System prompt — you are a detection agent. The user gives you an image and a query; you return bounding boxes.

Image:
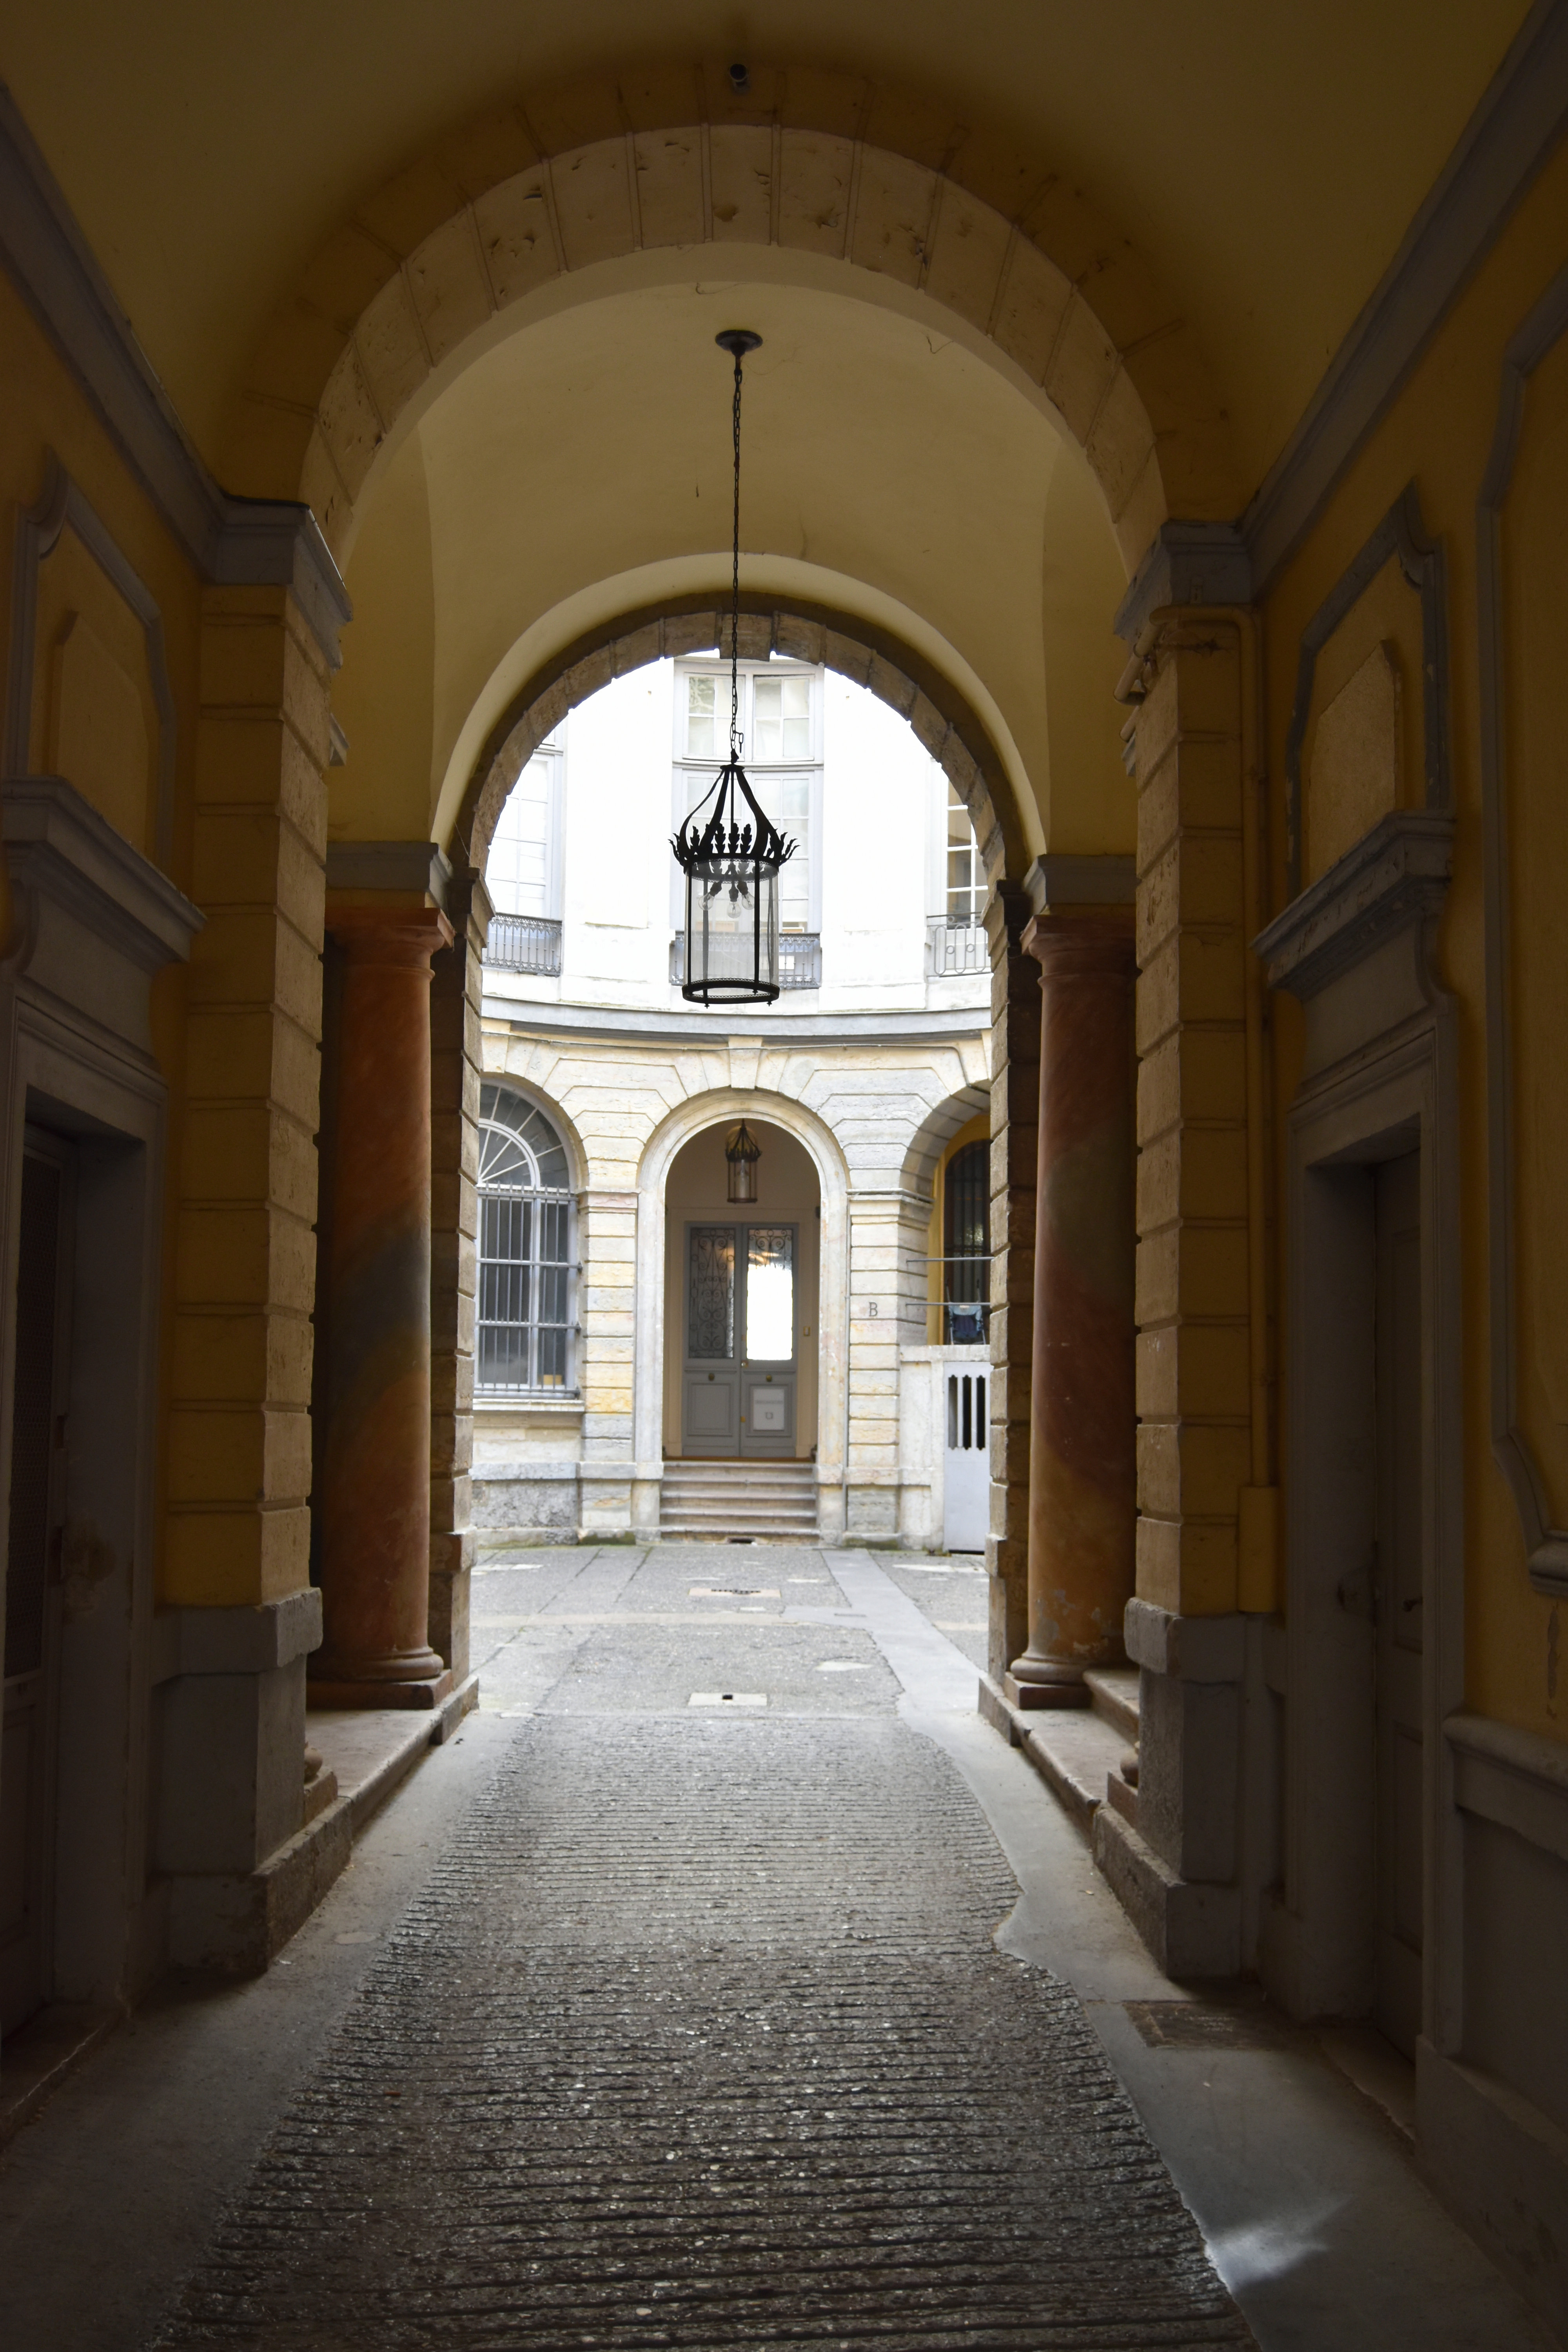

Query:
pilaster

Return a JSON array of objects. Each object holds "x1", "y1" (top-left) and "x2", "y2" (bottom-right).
[
  {"x1": 170, "y1": 583, "x2": 329, "y2": 1608},
  {"x1": 983, "y1": 881, "x2": 1038, "y2": 1677}
]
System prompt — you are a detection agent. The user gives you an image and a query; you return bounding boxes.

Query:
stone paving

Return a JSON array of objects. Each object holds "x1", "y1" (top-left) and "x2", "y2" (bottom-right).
[{"x1": 150, "y1": 1548, "x2": 1251, "y2": 2350}]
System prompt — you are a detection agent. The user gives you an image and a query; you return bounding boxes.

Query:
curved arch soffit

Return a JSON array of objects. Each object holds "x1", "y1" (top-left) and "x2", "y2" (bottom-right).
[
  {"x1": 638, "y1": 1090, "x2": 848, "y2": 1215},
  {"x1": 898, "y1": 1085, "x2": 993, "y2": 1204},
  {"x1": 233, "y1": 103, "x2": 1239, "y2": 570},
  {"x1": 456, "y1": 588, "x2": 1031, "y2": 899}
]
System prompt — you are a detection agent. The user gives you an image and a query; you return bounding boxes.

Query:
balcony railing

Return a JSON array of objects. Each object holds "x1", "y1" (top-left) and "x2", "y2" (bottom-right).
[
  {"x1": 670, "y1": 932, "x2": 822, "y2": 989},
  {"x1": 927, "y1": 917, "x2": 990, "y2": 976},
  {"x1": 486, "y1": 913, "x2": 563, "y2": 975}
]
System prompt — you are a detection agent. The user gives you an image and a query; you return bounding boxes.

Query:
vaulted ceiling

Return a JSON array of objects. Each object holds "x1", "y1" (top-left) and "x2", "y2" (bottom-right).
[{"x1": 4, "y1": 1, "x2": 1528, "y2": 496}]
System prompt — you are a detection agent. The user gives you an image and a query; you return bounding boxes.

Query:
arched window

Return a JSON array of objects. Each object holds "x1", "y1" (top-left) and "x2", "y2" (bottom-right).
[
  {"x1": 942, "y1": 1137, "x2": 990, "y2": 1344},
  {"x1": 477, "y1": 1086, "x2": 575, "y2": 1392}
]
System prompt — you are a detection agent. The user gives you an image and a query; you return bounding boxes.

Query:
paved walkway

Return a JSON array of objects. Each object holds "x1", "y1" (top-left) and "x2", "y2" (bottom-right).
[
  {"x1": 152, "y1": 1545, "x2": 1248, "y2": 2348},
  {"x1": 0, "y1": 1546, "x2": 1548, "y2": 2350}
]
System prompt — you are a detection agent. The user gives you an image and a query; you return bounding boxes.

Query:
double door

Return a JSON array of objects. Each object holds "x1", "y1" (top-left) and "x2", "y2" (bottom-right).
[{"x1": 682, "y1": 1223, "x2": 797, "y2": 1457}]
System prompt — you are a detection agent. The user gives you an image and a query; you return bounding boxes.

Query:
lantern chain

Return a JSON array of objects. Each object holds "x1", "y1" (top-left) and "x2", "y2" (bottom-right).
[{"x1": 730, "y1": 339, "x2": 743, "y2": 763}]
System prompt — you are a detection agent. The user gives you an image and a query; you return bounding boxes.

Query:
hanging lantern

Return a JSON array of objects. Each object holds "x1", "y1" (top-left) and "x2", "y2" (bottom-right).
[
  {"x1": 725, "y1": 1119, "x2": 762, "y2": 1203},
  {"x1": 671, "y1": 330, "x2": 797, "y2": 1005}
]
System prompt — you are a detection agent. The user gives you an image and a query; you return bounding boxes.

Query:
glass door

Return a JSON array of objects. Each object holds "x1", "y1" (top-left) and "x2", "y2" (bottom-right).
[{"x1": 681, "y1": 1223, "x2": 798, "y2": 1457}]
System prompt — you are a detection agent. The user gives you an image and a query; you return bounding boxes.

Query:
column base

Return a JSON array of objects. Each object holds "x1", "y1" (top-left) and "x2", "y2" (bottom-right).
[
  {"x1": 306, "y1": 1670, "x2": 454, "y2": 1711},
  {"x1": 1004, "y1": 1669, "x2": 1091, "y2": 1710}
]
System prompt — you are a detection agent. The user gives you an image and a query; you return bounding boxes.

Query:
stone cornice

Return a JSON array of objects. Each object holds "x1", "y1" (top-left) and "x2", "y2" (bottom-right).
[
  {"x1": 0, "y1": 85, "x2": 350, "y2": 667},
  {"x1": 2, "y1": 773, "x2": 203, "y2": 972},
  {"x1": 1254, "y1": 811, "x2": 1452, "y2": 1002}
]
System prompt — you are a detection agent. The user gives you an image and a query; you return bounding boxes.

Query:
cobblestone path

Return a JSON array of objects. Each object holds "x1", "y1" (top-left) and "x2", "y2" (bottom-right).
[{"x1": 153, "y1": 1557, "x2": 1251, "y2": 2349}]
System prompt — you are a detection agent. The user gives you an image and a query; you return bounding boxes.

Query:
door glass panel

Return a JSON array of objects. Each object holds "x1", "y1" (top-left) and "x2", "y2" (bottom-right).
[
  {"x1": 745, "y1": 1227, "x2": 794, "y2": 1362},
  {"x1": 689, "y1": 1228, "x2": 735, "y2": 1358}
]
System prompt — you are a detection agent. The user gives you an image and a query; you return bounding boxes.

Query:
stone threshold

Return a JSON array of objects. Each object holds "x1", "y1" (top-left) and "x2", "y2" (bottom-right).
[{"x1": 978, "y1": 1669, "x2": 1138, "y2": 1832}]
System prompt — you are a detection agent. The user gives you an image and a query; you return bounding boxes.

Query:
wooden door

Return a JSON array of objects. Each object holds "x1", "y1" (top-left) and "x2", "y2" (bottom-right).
[
  {"x1": 1374, "y1": 1149, "x2": 1423, "y2": 2057},
  {"x1": 683, "y1": 1224, "x2": 740, "y2": 1455},
  {"x1": 0, "y1": 1143, "x2": 70, "y2": 2035}
]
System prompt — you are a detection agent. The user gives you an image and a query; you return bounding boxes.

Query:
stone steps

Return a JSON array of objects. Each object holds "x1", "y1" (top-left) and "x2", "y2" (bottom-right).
[
  {"x1": 660, "y1": 1461, "x2": 818, "y2": 1542},
  {"x1": 978, "y1": 1662, "x2": 1140, "y2": 1833}
]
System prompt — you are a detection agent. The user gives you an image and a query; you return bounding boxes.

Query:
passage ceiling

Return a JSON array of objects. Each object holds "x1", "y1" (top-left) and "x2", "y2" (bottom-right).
[{"x1": 3, "y1": 0, "x2": 1529, "y2": 494}]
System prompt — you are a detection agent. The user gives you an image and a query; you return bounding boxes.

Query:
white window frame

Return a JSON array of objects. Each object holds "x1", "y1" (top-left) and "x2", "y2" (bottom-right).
[
  {"x1": 487, "y1": 727, "x2": 565, "y2": 923},
  {"x1": 671, "y1": 659, "x2": 823, "y2": 932},
  {"x1": 475, "y1": 1087, "x2": 578, "y2": 1396}
]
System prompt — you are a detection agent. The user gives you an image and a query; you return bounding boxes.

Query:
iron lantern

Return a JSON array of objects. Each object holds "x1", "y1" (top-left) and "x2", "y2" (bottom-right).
[
  {"x1": 671, "y1": 329, "x2": 797, "y2": 1005},
  {"x1": 725, "y1": 1119, "x2": 762, "y2": 1203}
]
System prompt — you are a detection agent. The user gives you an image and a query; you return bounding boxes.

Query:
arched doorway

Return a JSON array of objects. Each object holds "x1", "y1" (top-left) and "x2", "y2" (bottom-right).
[{"x1": 662, "y1": 1119, "x2": 820, "y2": 1465}]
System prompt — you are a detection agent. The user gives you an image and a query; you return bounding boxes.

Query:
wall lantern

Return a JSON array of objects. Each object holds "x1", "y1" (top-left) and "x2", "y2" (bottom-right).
[
  {"x1": 671, "y1": 330, "x2": 797, "y2": 1005},
  {"x1": 725, "y1": 1119, "x2": 763, "y2": 1203}
]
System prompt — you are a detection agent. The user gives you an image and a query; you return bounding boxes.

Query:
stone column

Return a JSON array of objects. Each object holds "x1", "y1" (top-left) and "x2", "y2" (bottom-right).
[
  {"x1": 310, "y1": 905, "x2": 453, "y2": 1704},
  {"x1": 429, "y1": 867, "x2": 490, "y2": 1681},
  {"x1": 1006, "y1": 909, "x2": 1136, "y2": 1706},
  {"x1": 984, "y1": 881, "x2": 1040, "y2": 1681}
]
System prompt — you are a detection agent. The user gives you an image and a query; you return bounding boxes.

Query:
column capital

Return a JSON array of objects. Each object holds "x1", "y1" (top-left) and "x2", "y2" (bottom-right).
[
  {"x1": 327, "y1": 903, "x2": 453, "y2": 965},
  {"x1": 1021, "y1": 904, "x2": 1135, "y2": 978}
]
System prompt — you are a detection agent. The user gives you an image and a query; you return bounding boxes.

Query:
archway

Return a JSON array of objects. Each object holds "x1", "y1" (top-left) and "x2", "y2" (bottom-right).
[{"x1": 633, "y1": 1090, "x2": 849, "y2": 1539}]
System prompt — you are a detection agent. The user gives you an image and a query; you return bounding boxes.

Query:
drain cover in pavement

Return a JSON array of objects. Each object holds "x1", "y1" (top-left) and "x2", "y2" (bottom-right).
[{"x1": 687, "y1": 1691, "x2": 767, "y2": 1707}]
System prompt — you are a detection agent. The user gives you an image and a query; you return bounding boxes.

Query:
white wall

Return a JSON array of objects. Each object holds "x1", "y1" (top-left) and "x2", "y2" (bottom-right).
[{"x1": 483, "y1": 657, "x2": 989, "y2": 1020}]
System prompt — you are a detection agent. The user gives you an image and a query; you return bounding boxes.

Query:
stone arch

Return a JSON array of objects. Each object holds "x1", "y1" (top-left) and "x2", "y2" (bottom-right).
[
  {"x1": 899, "y1": 1083, "x2": 993, "y2": 1208},
  {"x1": 457, "y1": 593, "x2": 1026, "y2": 904},
  {"x1": 227, "y1": 76, "x2": 1240, "y2": 572},
  {"x1": 632, "y1": 1089, "x2": 851, "y2": 1531}
]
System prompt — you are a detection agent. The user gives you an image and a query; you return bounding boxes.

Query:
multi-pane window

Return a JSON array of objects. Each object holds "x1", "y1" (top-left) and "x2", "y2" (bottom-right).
[
  {"x1": 477, "y1": 1086, "x2": 575, "y2": 1392},
  {"x1": 677, "y1": 662, "x2": 819, "y2": 932},
  {"x1": 486, "y1": 735, "x2": 563, "y2": 918},
  {"x1": 946, "y1": 784, "x2": 981, "y2": 924}
]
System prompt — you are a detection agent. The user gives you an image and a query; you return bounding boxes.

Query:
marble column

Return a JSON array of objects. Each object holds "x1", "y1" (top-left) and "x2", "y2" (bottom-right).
[
  {"x1": 310, "y1": 905, "x2": 454, "y2": 1706},
  {"x1": 1006, "y1": 909, "x2": 1136, "y2": 1707}
]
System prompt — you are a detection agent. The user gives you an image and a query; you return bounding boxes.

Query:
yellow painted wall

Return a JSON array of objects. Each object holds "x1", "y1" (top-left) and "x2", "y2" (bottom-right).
[
  {"x1": 0, "y1": 270, "x2": 205, "y2": 1608},
  {"x1": 1261, "y1": 136, "x2": 1568, "y2": 1738}
]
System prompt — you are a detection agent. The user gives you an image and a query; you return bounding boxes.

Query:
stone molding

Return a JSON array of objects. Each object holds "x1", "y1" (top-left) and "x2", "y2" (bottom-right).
[
  {"x1": 1242, "y1": 0, "x2": 1568, "y2": 590},
  {"x1": 1447, "y1": 1710, "x2": 1568, "y2": 1867},
  {"x1": 1124, "y1": 1598, "x2": 1246, "y2": 1684},
  {"x1": 1112, "y1": 522, "x2": 1253, "y2": 646},
  {"x1": 151, "y1": 1588, "x2": 323, "y2": 1681},
  {"x1": 5, "y1": 456, "x2": 179, "y2": 866},
  {"x1": 1479, "y1": 258, "x2": 1568, "y2": 1598},
  {"x1": 1, "y1": 774, "x2": 204, "y2": 987},
  {"x1": 0, "y1": 85, "x2": 350, "y2": 668},
  {"x1": 1255, "y1": 809, "x2": 1453, "y2": 1007},
  {"x1": 1280, "y1": 483, "x2": 1450, "y2": 896},
  {"x1": 326, "y1": 839, "x2": 455, "y2": 910},
  {"x1": 487, "y1": 1000, "x2": 989, "y2": 1047},
  {"x1": 1022, "y1": 853, "x2": 1136, "y2": 913}
]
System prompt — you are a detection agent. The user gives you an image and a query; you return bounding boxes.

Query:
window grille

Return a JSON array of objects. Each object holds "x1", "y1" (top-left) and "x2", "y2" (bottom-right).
[
  {"x1": 670, "y1": 931, "x2": 821, "y2": 989},
  {"x1": 476, "y1": 1085, "x2": 576, "y2": 1393},
  {"x1": 485, "y1": 913, "x2": 563, "y2": 973}
]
